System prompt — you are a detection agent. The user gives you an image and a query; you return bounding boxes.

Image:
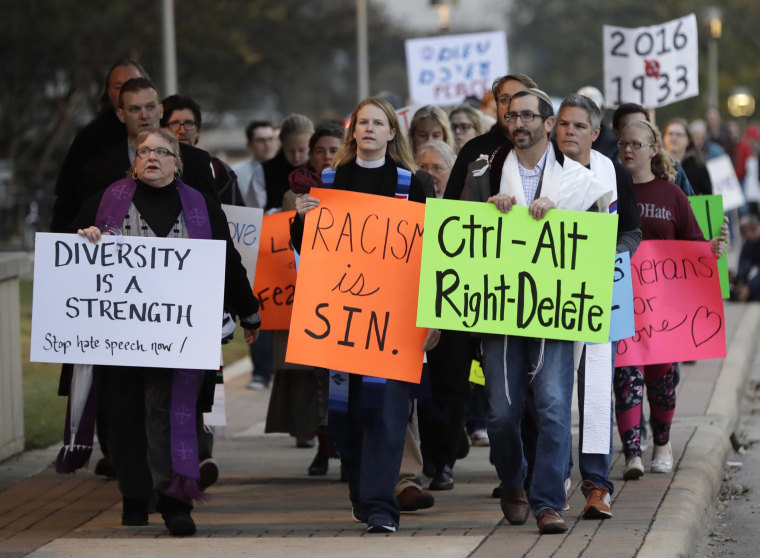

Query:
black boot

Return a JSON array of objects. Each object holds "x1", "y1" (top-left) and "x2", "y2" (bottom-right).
[
  {"x1": 121, "y1": 497, "x2": 149, "y2": 526},
  {"x1": 157, "y1": 493, "x2": 196, "y2": 536},
  {"x1": 308, "y1": 453, "x2": 329, "y2": 476},
  {"x1": 95, "y1": 456, "x2": 117, "y2": 478}
]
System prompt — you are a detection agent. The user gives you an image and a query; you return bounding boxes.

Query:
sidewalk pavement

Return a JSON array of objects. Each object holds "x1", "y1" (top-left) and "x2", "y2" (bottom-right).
[{"x1": 1, "y1": 302, "x2": 757, "y2": 558}]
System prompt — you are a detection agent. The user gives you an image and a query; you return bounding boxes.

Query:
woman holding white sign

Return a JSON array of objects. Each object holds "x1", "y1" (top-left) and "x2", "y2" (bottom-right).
[
  {"x1": 70, "y1": 129, "x2": 262, "y2": 536},
  {"x1": 614, "y1": 120, "x2": 726, "y2": 480},
  {"x1": 291, "y1": 97, "x2": 439, "y2": 534}
]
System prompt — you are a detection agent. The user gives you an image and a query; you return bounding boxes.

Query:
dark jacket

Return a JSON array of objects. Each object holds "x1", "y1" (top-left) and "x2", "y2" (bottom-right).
[
  {"x1": 443, "y1": 124, "x2": 509, "y2": 201},
  {"x1": 262, "y1": 151, "x2": 297, "y2": 211},
  {"x1": 51, "y1": 110, "x2": 127, "y2": 232}
]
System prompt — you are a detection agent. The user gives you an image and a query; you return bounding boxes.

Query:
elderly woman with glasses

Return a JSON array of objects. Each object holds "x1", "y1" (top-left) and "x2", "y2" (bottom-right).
[
  {"x1": 72, "y1": 128, "x2": 261, "y2": 536},
  {"x1": 613, "y1": 120, "x2": 726, "y2": 481},
  {"x1": 415, "y1": 140, "x2": 455, "y2": 198}
]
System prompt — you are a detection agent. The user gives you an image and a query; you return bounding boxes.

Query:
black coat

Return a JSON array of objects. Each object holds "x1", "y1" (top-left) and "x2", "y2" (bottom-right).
[
  {"x1": 51, "y1": 110, "x2": 127, "y2": 232},
  {"x1": 262, "y1": 151, "x2": 296, "y2": 211},
  {"x1": 444, "y1": 124, "x2": 509, "y2": 201}
]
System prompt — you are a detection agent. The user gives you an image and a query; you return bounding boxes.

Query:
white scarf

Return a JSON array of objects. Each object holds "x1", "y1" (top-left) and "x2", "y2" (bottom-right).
[
  {"x1": 589, "y1": 150, "x2": 618, "y2": 212},
  {"x1": 499, "y1": 145, "x2": 614, "y2": 212},
  {"x1": 576, "y1": 149, "x2": 619, "y2": 455}
]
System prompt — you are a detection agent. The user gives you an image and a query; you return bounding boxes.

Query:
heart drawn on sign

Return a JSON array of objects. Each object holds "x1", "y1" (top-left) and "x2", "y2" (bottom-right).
[{"x1": 690, "y1": 306, "x2": 722, "y2": 347}]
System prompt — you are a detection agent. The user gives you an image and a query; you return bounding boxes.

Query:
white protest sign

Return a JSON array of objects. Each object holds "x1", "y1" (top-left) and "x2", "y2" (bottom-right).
[
  {"x1": 604, "y1": 14, "x2": 699, "y2": 109},
  {"x1": 222, "y1": 204, "x2": 264, "y2": 286},
  {"x1": 582, "y1": 342, "x2": 612, "y2": 455},
  {"x1": 405, "y1": 31, "x2": 507, "y2": 106},
  {"x1": 396, "y1": 104, "x2": 420, "y2": 134},
  {"x1": 745, "y1": 156, "x2": 760, "y2": 203},
  {"x1": 708, "y1": 154, "x2": 745, "y2": 211},
  {"x1": 31, "y1": 233, "x2": 226, "y2": 370}
]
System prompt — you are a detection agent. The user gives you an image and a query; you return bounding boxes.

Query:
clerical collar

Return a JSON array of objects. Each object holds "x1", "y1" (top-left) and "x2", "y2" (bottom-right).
[{"x1": 356, "y1": 156, "x2": 386, "y2": 169}]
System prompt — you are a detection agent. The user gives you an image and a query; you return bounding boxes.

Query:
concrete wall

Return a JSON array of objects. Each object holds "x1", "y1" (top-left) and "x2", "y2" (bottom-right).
[{"x1": 0, "y1": 253, "x2": 30, "y2": 461}]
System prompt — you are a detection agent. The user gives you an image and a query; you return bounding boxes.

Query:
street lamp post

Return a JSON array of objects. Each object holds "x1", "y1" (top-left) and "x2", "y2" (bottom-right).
[
  {"x1": 356, "y1": 0, "x2": 369, "y2": 103},
  {"x1": 704, "y1": 7, "x2": 722, "y2": 109},
  {"x1": 162, "y1": 0, "x2": 178, "y2": 96}
]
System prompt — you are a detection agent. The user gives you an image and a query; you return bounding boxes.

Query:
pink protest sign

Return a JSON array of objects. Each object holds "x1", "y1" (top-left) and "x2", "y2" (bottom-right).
[{"x1": 615, "y1": 240, "x2": 726, "y2": 366}]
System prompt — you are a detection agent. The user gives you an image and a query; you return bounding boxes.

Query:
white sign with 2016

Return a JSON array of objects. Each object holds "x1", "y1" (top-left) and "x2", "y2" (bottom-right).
[{"x1": 603, "y1": 13, "x2": 699, "y2": 109}]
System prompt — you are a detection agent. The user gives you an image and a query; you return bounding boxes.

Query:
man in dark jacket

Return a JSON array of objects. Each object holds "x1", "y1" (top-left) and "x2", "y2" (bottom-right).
[
  {"x1": 81, "y1": 78, "x2": 217, "y2": 205},
  {"x1": 51, "y1": 59, "x2": 147, "y2": 232},
  {"x1": 443, "y1": 73, "x2": 537, "y2": 201}
]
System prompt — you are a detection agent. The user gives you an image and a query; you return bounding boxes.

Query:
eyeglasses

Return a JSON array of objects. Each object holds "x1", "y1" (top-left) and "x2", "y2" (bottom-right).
[
  {"x1": 166, "y1": 120, "x2": 197, "y2": 132},
  {"x1": 497, "y1": 95, "x2": 512, "y2": 106},
  {"x1": 504, "y1": 111, "x2": 542, "y2": 123},
  {"x1": 136, "y1": 147, "x2": 177, "y2": 159},
  {"x1": 617, "y1": 141, "x2": 654, "y2": 150},
  {"x1": 419, "y1": 164, "x2": 449, "y2": 173},
  {"x1": 451, "y1": 122, "x2": 474, "y2": 133}
]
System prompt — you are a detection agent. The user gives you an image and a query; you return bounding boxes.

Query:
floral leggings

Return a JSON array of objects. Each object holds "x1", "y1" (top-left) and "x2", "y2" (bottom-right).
[{"x1": 613, "y1": 364, "x2": 676, "y2": 459}]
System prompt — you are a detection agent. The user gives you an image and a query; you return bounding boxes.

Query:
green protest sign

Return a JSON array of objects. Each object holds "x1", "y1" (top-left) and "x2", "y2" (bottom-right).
[
  {"x1": 688, "y1": 194, "x2": 729, "y2": 298},
  {"x1": 417, "y1": 199, "x2": 618, "y2": 343}
]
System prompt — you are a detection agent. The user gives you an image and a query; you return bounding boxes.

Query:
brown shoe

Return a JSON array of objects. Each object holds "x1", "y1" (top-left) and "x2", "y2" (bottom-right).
[
  {"x1": 500, "y1": 485, "x2": 530, "y2": 525},
  {"x1": 536, "y1": 509, "x2": 567, "y2": 534},
  {"x1": 582, "y1": 485, "x2": 612, "y2": 519},
  {"x1": 396, "y1": 486, "x2": 435, "y2": 512}
]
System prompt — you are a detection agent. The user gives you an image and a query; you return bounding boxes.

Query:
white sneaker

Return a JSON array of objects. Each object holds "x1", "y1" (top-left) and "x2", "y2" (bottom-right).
[
  {"x1": 246, "y1": 380, "x2": 266, "y2": 390},
  {"x1": 651, "y1": 442, "x2": 673, "y2": 473},
  {"x1": 563, "y1": 477, "x2": 571, "y2": 511},
  {"x1": 623, "y1": 456, "x2": 645, "y2": 480},
  {"x1": 470, "y1": 430, "x2": 490, "y2": 447}
]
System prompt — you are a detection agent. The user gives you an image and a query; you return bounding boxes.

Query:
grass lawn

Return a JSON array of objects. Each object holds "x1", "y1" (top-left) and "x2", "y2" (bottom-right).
[
  {"x1": 19, "y1": 278, "x2": 67, "y2": 450},
  {"x1": 19, "y1": 278, "x2": 251, "y2": 450},
  {"x1": 222, "y1": 328, "x2": 252, "y2": 366}
]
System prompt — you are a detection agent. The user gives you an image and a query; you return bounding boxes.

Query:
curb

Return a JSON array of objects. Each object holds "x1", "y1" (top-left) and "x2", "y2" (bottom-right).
[
  {"x1": 638, "y1": 303, "x2": 760, "y2": 558},
  {"x1": 223, "y1": 356, "x2": 253, "y2": 382}
]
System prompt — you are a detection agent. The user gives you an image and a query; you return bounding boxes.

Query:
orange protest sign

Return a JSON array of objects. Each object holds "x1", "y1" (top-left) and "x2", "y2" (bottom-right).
[
  {"x1": 285, "y1": 188, "x2": 428, "y2": 383},
  {"x1": 252, "y1": 211, "x2": 297, "y2": 330}
]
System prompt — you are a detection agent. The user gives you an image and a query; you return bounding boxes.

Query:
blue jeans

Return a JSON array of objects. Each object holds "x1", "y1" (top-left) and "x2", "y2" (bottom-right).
[
  {"x1": 249, "y1": 330, "x2": 273, "y2": 383},
  {"x1": 482, "y1": 335, "x2": 573, "y2": 516},
  {"x1": 570, "y1": 342, "x2": 617, "y2": 495},
  {"x1": 339, "y1": 375, "x2": 409, "y2": 528}
]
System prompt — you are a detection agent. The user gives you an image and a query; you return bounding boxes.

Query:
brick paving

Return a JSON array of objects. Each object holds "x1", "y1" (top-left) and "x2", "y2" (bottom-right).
[{"x1": 1, "y1": 302, "x2": 756, "y2": 558}]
